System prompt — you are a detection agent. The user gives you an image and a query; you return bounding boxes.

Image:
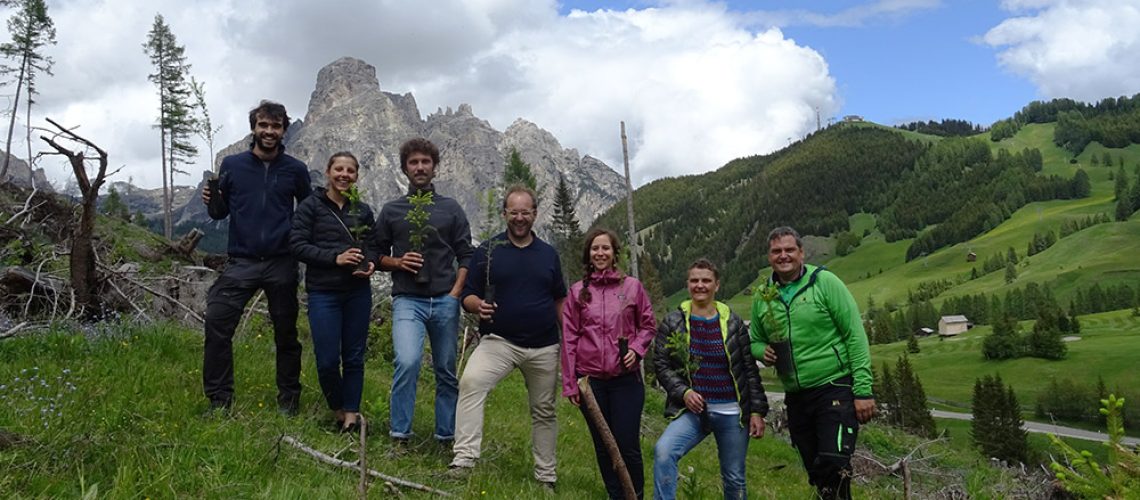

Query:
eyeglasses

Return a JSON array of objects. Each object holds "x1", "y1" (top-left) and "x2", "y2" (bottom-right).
[{"x1": 505, "y1": 210, "x2": 536, "y2": 218}]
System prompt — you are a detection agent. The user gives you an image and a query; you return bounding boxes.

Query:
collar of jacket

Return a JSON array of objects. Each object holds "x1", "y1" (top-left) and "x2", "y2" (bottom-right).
[
  {"x1": 246, "y1": 143, "x2": 286, "y2": 158},
  {"x1": 679, "y1": 299, "x2": 731, "y2": 338},
  {"x1": 587, "y1": 267, "x2": 626, "y2": 285}
]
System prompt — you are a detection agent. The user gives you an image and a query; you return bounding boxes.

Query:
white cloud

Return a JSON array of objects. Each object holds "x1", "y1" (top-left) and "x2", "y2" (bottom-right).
[
  {"x1": 984, "y1": 0, "x2": 1140, "y2": 102},
  {"x1": 7, "y1": 0, "x2": 837, "y2": 187}
]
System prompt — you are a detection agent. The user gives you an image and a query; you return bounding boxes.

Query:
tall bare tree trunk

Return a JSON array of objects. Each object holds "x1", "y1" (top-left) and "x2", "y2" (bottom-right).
[
  {"x1": 26, "y1": 82, "x2": 34, "y2": 187},
  {"x1": 40, "y1": 117, "x2": 109, "y2": 317},
  {"x1": 1, "y1": 57, "x2": 27, "y2": 181},
  {"x1": 620, "y1": 121, "x2": 638, "y2": 280}
]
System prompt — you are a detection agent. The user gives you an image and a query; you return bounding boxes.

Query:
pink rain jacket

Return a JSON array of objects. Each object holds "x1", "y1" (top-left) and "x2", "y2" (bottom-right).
[{"x1": 561, "y1": 268, "x2": 657, "y2": 397}]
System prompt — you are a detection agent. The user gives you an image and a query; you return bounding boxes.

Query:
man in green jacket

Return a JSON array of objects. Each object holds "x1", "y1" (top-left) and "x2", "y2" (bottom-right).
[{"x1": 750, "y1": 226, "x2": 874, "y2": 500}]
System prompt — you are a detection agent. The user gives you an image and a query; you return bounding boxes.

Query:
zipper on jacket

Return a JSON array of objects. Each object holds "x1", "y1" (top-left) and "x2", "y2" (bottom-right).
[
  {"x1": 715, "y1": 307, "x2": 749, "y2": 429},
  {"x1": 778, "y1": 266, "x2": 823, "y2": 393},
  {"x1": 259, "y1": 160, "x2": 271, "y2": 252}
]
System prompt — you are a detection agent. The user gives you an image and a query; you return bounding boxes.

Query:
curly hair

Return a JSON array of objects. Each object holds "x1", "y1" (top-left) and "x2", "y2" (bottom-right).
[
  {"x1": 248, "y1": 100, "x2": 290, "y2": 131},
  {"x1": 399, "y1": 138, "x2": 440, "y2": 173}
]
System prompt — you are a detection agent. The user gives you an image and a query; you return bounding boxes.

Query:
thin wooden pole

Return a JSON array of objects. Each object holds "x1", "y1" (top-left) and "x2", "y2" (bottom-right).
[
  {"x1": 578, "y1": 376, "x2": 637, "y2": 500},
  {"x1": 620, "y1": 121, "x2": 639, "y2": 280}
]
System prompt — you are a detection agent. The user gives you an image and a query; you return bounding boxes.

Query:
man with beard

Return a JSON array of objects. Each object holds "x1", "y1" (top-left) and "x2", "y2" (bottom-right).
[
  {"x1": 448, "y1": 185, "x2": 566, "y2": 490},
  {"x1": 375, "y1": 138, "x2": 473, "y2": 446},
  {"x1": 200, "y1": 100, "x2": 312, "y2": 415}
]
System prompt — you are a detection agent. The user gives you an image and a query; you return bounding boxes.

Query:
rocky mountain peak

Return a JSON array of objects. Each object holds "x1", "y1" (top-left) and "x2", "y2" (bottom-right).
[{"x1": 306, "y1": 57, "x2": 386, "y2": 122}]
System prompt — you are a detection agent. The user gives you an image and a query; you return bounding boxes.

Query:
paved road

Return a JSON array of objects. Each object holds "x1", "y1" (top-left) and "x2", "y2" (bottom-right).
[
  {"x1": 930, "y1": 409, "x2": 1140, "y2": 446},
  {"x1": 768, "y1": 392, "x2": 1139, "y2": 446}
]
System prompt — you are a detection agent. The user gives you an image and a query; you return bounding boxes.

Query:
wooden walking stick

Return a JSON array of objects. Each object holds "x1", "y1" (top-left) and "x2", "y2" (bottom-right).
[{"x1": 578, "y1": 376, "x2": 637, "y2": 500}]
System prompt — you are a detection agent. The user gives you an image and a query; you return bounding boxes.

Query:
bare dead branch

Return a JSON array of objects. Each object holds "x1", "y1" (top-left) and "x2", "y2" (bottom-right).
[
  {"x1": 106, "y1": 276, "x2": 151, "y2": 321},
  {"x1": 0, "y1": 322, "x2": 30, "y2": 339},
  {"x1": 278, "y1": 435, "x2": 452, "y2": 497},
  {"x1": 357, "y1": 415, "x2": 368, "y2": 499},
  {"x1": 3, "y1": 183, "x2": 41, "y2": 226},
  {"x1": 96, "y1": 262, "x2": 204, "y2": 324},
  {"x1": 236, "y1": 290, "x2": 264, "y2": 335}
]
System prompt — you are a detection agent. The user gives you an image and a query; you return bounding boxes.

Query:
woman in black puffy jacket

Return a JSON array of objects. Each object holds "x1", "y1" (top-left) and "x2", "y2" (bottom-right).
[{"x1": 290, "y1": 152, "x2": 377, "y2": 432}]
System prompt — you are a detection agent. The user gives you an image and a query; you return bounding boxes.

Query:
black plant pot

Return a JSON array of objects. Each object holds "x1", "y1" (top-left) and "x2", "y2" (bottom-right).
[
  {"x1": 353, "y1": 239, "x2": 370, "y2": 273},
  {"x1": 206, "y1": 177, "x2": 227, "y2": 218},
  {"x1": 414, "y1": 263, "x2": 430, "y2": 284},
  {"x1": 618, "y1": 337, "x2": 629, "y2": 371},
  {"x1": 770, "y1": 340, "x2": 794, "y2": 375},
  {"x1": 484, "y1": 283, "x2": 496, "y2": 305}
]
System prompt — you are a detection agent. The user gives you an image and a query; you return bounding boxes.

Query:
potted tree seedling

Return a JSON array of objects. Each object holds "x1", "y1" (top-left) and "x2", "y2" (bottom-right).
[
  {"x1": 757, "y1": 282, "x2": 792, "y2": 375},
  {"x1": 481, "y1": 238, "x2": 509, "y2": 306},
  {"x1": 205, "y1": 169, "x2": 227, "y2": 219},
  {"x1": 405, "y1": 189, "x2": 435, "y2": 284},
  {"x1": 666, "y1": 329, "x2": 709, "y2": 431},
  {"x1": 343, "y1": 184, "x2": 371, "y2": 273}
]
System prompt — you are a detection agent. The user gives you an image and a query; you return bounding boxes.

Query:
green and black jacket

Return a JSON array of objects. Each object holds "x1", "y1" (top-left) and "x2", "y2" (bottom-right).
[{"x1": 749, "y1": 264, "x2": 873, "y2": 398}]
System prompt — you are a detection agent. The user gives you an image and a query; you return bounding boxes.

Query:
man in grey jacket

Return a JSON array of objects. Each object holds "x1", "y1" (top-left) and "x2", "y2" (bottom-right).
[{"x1": 375, "y1": 138, "x2": 473, "y2": 445}]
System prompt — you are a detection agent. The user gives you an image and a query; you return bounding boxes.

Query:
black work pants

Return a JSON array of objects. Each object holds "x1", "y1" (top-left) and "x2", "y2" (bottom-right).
[
  {"x1": 203, "y1": 256, "x2": 302, "y2": 407},
  {"x1": 581, "y1": 372, "x2": 645, "y2": 500},
  {"x1": 786, "y1": 377, "x2": 859, "y2": 500}
]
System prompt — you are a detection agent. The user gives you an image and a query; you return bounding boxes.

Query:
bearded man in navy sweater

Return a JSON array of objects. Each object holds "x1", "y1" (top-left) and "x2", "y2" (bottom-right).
[{"x1": 200, "y1": 100, "x2": 312, "y2": 415}]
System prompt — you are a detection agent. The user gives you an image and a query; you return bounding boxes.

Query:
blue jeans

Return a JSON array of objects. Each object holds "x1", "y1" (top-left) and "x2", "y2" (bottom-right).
[
  {"x1": 390, "y1": 294, "x2": 460, "y2": 439},
  {"x1": 653, "y1": 411, "x2": 750, "y2": 500},
  {"x1": 307, "y1": 286, "x2": 371, "y2": 412}
]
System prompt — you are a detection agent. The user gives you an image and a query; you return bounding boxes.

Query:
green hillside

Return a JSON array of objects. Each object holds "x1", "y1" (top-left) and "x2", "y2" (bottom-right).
[{"x1": 699, "y1": 118, "x2": 1140, "y2": 313}]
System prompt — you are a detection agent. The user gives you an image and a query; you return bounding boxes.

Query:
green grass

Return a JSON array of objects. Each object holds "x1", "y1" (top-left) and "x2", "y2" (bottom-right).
[
  {"x1": 0, "y1": 320, "x2": 1041, "y2": 498},
  {"x1": 869, "y1": 309, "x2": 1140, "y2": 409}
]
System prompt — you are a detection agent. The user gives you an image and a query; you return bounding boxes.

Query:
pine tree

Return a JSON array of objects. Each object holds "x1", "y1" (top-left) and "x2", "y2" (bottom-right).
[
  {"x1": 972, "y1": 374, "x2": 1029, "y2": 463},
  {"x1": 190, "y1": 77, "x2": 221, "y2": 171},
  {"x1": 1026, "y1": 307, "x2": 1067, "y2": 360},
  {"x1": 0, "y1": 0, "x2": 56, "y2": 182},
  {"x1": 896, "y1": 355, "x2": 936, "y2": 437},
  {"x1": 1006, "y1": 246, "x2": 1018, "y2": 265},
  {"x1": 476, "y1": 188, "x2": 502, "y2": 242},
  {"x1": 551, "y1": 173, "x2": 584, "y2": 282},
  {"x1": 1004, "y1": 261, "x2": 1017, "y2": 284},
  {"x1": 637, "y1": 252, "x2": 667, "y2": 316},
  {"x1": 143, "y1": 14, "x2": 198, "y2": 239},
  {"x1": 102, "y1": 187, "x2": 129, "y2": 221},
  {"x1": 906, "y1": 333, "x2": 920, "y2": 354},
  {"x1": 504, "y1": 148, "x2": 537, "y2": 191},
  {"x1": 996, "y1": 383, "x2": 1029, "y2": 463},
  {"x1": 878, "y1": 362, "x2": 900, "y2": 426},
  {"x1": 1116, "y1": 165, "x2": 1129, "y2": 201},
  {"x1": 982, "y1": 313, "x2": 1020, "y2": 360}
]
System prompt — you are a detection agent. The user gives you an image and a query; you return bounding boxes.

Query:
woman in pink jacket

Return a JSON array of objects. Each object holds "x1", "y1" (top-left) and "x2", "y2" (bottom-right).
[{"x1": 562, "y1": 228, "x2": 657, "y2": 499}]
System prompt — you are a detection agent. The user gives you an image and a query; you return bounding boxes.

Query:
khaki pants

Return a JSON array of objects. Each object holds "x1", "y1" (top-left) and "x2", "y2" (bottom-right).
[{"x1": 450, "y1": 334, "x2": 559, "y2": 482}]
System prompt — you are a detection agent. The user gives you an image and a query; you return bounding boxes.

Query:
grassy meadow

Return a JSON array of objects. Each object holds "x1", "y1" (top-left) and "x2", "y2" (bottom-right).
[
  {"x1": 865, "y1": 308, "x2": 1140, "y2": 409},
  {"x1": 0, "y1": 318, "x2": 1047, "y2": 498}
]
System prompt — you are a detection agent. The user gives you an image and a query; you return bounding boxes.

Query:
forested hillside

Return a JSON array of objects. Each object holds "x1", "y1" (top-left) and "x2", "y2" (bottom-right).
[
  {"x1": 595, "y1": 126, "x2": 926, "y2": 295},
  {"x1": 597, "y1": 96, "x2": 1140, "y2": 302}
]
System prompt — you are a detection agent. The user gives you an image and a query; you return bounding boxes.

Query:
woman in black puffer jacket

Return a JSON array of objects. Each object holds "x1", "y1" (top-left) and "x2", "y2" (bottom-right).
[
  {"x1": 290, "y1": 152, "x2": 378, "y2": 432},
  {"x1": 651, "y1": 258, "x2": 768, "y2": 500}
]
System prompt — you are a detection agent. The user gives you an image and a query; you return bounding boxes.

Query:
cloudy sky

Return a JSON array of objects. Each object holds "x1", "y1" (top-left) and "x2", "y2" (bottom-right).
[{"x1": 5, "y1": 0, "x2": 1140, "y2": 189}]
